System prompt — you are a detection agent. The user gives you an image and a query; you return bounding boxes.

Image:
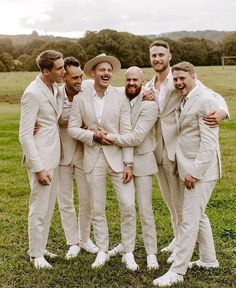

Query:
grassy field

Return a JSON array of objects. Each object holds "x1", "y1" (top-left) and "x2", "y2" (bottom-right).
[{"x1": 0, "y1": 66, "x2": 235, "y2": 287}]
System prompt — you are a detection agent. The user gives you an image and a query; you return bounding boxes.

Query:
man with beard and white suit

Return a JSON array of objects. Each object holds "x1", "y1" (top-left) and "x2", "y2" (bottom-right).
[
  {"x1": 106, "y1": 66, "x2": 159, "y2": 269},
  {"x1": 144, "y1": 40, "x2": 229, "y2": 256},
  {"x1": 19, "y1": 50, "x2": 65, "y2": 269},
  {"x1": 57, "y1": 57, "x2": 98, "y2": 259},
  {"x1": 68, "y1": 54, "x2": 137, "y2": 270},
  {"x1": 153, "y1": 61, "x2": 221, "y2": 286}
]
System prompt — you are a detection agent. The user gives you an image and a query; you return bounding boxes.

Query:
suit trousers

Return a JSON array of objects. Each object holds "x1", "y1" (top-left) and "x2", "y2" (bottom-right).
[
  {"x1": 86, "y1": 150, "x2": 136, "y2": 252},
  {"x1": 157, "y1": 146, "x2": 183, "y2": 241},
  {"x1": 57, "y1": 163, "x2": 92, "y2": 245},
  {"x1": 171, "y1": 180, "x2": 217, "y2": 275},
  {"x1": 135, "y1": 175, "x2": 157, "y2": 255},
  {"x1": 28, "y1": 167, "x2": 58, "y2": 257}
]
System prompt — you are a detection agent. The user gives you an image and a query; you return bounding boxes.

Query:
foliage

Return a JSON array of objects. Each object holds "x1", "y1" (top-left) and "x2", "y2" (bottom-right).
[
  {"x1": 0, "y1": 67, "x2": 236, "y2": 287},
  {"x1": 1, "y1": 29, "x2": 236, "y2": 71}
]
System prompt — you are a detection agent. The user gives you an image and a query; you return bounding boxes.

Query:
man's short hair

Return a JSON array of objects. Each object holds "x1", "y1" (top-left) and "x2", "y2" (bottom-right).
[
  {"x1": 64, "y1": 56, "x2": 81, "y2": 71},
  {"x1": 36, "y1": 50, "x2": 63, "y2": 71},
  {"x1": 171, "y1": 61, "x2": 195, "y2": 76},
  {"x1": 149, "y1": 40, "x2": 170, "y2": 51}
]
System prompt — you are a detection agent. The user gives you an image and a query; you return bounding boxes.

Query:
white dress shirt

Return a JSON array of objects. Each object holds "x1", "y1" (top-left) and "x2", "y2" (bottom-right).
[{"x1": 92, "y1": 88, "x2": 107, "y2": 124}]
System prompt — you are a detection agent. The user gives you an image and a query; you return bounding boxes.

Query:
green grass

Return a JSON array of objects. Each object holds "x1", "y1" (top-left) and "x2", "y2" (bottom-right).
[{"x1": 0, "y1": 67, "x2": 236, "y2": 287}]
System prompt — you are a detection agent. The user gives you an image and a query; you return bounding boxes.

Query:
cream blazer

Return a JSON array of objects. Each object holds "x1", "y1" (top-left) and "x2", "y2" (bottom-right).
[
  {"x1": 109, "y1": 92, "x2": 159, "y2": 176},
  {"x1": 68, "y1": 85, "x2": 133, "y2": 173},
  {"x1": 175, "y1": 85, "x2": 221, "y2": 182},
  {"x1": 145, "y1": 75, "x2": 229, "y2": 165},
  {"x1": 58, "y1": 85, "x2": 83, "y2": 168},
  {"x1": 19, "y1": 75, "x2": 63, "y2": 172}
]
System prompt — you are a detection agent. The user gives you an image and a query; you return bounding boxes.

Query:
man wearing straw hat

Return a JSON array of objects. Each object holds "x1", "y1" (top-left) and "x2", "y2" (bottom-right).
[{"x1": 68, "y1": 54, "x2": 138, "y2": 270}]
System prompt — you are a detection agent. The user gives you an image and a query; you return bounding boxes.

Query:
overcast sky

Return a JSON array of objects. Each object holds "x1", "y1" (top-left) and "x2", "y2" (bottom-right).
[{"x1": 0, "y1": 0, "x2": 235, "y2": 38}]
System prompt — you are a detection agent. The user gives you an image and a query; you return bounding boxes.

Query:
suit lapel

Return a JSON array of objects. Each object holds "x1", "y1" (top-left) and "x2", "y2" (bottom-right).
[
  {"x1": 87, "y1": 86, "x2": 100, "y2": 126},
  {"x1": 178, "y1": 88, "x2": 200, "y2": 127},
  {"x1": 131, "y1": 94, "x2": 142, "y2": 125},
  {"x1": 36, "y1": 75, "x2": 59, "y2": 116}
]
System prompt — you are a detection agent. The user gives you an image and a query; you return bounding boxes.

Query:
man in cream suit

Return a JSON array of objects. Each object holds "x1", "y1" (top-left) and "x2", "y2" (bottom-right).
[
  {"x1": 19, "y1": 50, "x2": 64, "y2": 269},
  {"x1": 153, "y1": 61, "x2": 221, "y2": 286},
  {"x1": 144, "y1": 40, "x2": 229, "y2": 255},
  {"x1": 57, "y1": 57, "x2": 98, "y2": 259},
  {"x1": 68, "y1": 54, "x2": 137, "y2": 270},
  {"x1": 107, "y1": 67, "x2": 159, "y2": 269}
]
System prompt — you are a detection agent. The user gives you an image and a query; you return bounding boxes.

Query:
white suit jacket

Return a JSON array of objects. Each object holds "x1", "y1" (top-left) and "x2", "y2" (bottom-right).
[
  {"x1": 68, "y1": 85, "x2": 133, "y2": 173},
  {"x1": 145, "y1": 75, "x2": 229, "y2": 165},
  {"x1": 109, "y1": 91, "x2": 159, "y2": 176},
  {"x1": 58, "y1": 85, "x2": 83, "y2": 168},
  {"x1": 19, "y1": 75, "x2": 63, "y2": 172},
  {"x1": 175, "y1": 84, "x2": 221, "y2": 182}
]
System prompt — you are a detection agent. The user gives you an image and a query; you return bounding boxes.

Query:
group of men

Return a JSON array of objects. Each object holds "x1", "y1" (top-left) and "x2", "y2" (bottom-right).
[{"x1": 19, "y1": 40, "x2": 229, "y2": 286}]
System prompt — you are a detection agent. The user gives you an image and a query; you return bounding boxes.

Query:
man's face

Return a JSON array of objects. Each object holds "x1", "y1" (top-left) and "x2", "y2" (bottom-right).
[
  {"x1": 172, "y1": 70, "x2": 196, "y2": 97},
  {"x1": 64, "y1": 65, "x2": 83, "y2": 94},
  {"x1": 48, "y1": 58, "x2": 65, "y2": 83},
  {"x1": 91, "y1": 62, "x2": 112, "y2": 89},
  {"x1": 149, "y1": 45, "x2": 171, "y2": 73},
  {"x1": 125, "y1": 70, "x2": 143, "y2": 100}
]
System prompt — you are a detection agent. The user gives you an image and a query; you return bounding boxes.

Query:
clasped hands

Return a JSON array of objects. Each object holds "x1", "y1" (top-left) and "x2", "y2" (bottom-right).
[{"x1": 92, "y1": 127, "x2": 114, "y2": 145}]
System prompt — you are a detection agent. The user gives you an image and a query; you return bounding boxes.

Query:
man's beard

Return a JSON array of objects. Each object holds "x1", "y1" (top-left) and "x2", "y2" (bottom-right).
[{"x1": 125, "y1": 85, "x2": 142, "y2": 101}]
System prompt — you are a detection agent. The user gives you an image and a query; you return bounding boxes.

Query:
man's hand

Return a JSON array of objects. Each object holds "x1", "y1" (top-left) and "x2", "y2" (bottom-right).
[
  {"x1": 203, "y1": 110, "x2": 227, "y2": 128},
  {"x1": 33, "y1": 121, "x2": 40, "y2": 135},
  {"x1": 142, "y1": 90, "x2": 156, "y2": 101},
  {"x1": 93, "y1": 131, "x2": 114, "y2": 145},
  {"x1": 36, "y1": 170, "x2": 52, "y2": 186},
  {"x1": 123, "y1": 166, "x2": 133, "y2": 184},
  {"x1": 184, "y1": 174, "x2": 197, "y2": 189}
]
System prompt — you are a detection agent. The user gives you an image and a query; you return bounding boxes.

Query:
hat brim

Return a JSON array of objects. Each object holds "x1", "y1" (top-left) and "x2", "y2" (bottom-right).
[{"x1": 84, "y1": 55, "x2": 121, "y2": 78}]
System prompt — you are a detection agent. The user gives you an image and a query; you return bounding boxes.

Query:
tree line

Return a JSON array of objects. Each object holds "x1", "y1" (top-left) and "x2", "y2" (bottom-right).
[{"x1": 0, "y1": 29, "x2": 236, "y2": 72}]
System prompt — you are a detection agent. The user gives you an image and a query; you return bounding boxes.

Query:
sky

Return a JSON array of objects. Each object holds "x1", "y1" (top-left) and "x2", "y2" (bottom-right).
[{"x1": 0, "y1": 0, "x2": 235, "y2": 38}]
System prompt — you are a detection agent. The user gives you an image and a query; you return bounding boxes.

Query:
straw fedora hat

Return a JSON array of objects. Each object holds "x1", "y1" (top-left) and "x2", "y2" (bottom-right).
[{"x1": 84, "y1": 53, "x2": 121, "y2": 78}]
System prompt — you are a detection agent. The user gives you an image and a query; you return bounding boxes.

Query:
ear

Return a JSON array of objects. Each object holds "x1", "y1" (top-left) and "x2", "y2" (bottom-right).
[
  {"x1": 169, "y1": 53, "x2": 172, "y2": 62},
  {"x1": 42, "y1": 68, "x2": 50, "y2": 76}
]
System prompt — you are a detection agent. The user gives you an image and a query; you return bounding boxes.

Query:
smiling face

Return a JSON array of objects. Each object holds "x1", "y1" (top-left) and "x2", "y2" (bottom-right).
[
  {"x1": 64, "y1": 65, "x2": 83, "y2": 95},
  {"x1": 149, "y1": 45, "x2": 172, "y2": 73},
  {"x1": 125, "y1": 66, "x2": 144, "y2": 100},
  {"x1": 91, "y1": 62, "x2": 113, "y2": 89},
  {"x1": 172, "y1": 70, "x2": 196, "y2": 97},
  {"x1": 46, "y1": 58, "x2": 65, "y2": 84}
]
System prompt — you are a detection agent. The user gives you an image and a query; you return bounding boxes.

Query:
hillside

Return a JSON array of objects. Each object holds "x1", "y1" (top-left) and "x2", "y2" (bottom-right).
[
  {"x1": 1, "y1": 30, "x2": 235, "y2": 46},
  {"x1": 146, "y1": 30, "x2": 235, "y2": 42}
]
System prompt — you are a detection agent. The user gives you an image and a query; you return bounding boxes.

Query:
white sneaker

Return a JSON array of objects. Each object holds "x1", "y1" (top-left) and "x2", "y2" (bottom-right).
[
  {"x1": 147, "y1": 254, "x2": 159, "y2": 270},
  {"x1": 161, "y1": 238, "x2": 176, "y2": 253},
  {"x1": 30, "y1": 256, "x2": 52, "y2": 269},
  {"x1": 65, "y1": 245, "x2": 80, "y2": 260},
  {"x1": 80, "y1": 239, "x2": 98, "y2": 254},
  {"x1": 167, "y1": 251, "x2": 176, "y2": 264},
  {"x1": 91, "y1": 251, "x2": 109, "y2": 268},
  {"x1": 108, "y1": 244, "x2": 124, "y2": 257},
  {"x1": 122, "y1": 252, "x2": 139, "y2": 271},
  {"x1": 153, "y1": 270, "x2": 183, "y2": 286},
  {"x1": 188, "y1": 259, "x2": 219, "y2": 269},
  {"x1": 44, "y1": 249, "x2": 57, "y2": 259}
]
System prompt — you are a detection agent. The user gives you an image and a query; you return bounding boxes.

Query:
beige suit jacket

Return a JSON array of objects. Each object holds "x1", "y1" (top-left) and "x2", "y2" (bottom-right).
[
  {"x1": 19, "y1": 75, "x2": 63, "y2": 172},
  {"x1": 145, "y1": 75, "x2": 229, "y2": 165},
  {"x1": 145, "y1": 75, "x2": 181, "y2": 164},
  {"x1": 68, "y1": 85, "x2": 133, "y2": 173},
  {"x1": 109, "y1": 92, "x2": 159, "y2": 176},
  {"x1": 58, "y1": 85, "x2": 83, "y2": 168},
  {"x1": 176, "y1": 84, "x2": 221, "y2": 182}
]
